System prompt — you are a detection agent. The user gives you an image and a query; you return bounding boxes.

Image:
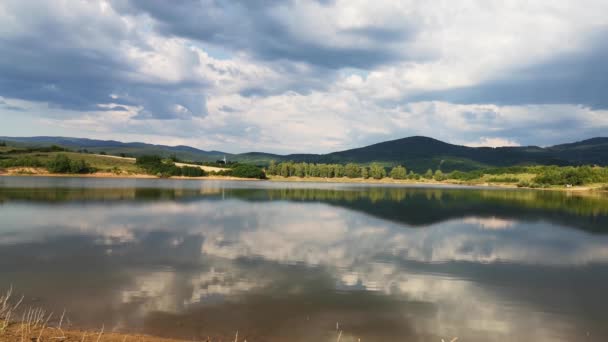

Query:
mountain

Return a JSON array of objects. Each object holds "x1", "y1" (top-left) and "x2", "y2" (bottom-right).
[
  {"x1": 546, "y1": 137, "x2": 608, "y2": 165},
  {"x1": 315, "y1": 136, "x2": 568, "y2": 171},
  {"x1": 0, "y1": 136, "x2": 229, "y2": 162},
  {"x1": 2, "y1": 135, "x2": 607, "y2": 172}
]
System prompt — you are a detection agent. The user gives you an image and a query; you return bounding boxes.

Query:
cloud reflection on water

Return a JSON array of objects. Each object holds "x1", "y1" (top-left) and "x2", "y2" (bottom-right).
[{"x1": 1, "y1": 182, "x2": 608, "y2": 340}]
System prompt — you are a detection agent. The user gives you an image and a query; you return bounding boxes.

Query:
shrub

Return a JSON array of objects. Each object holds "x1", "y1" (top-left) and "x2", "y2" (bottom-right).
[
  {"x1": 135, "y1": 155, "x2": 181, "y2": 177},
  {"x1": 0, "y1": 156, "x2": 44, "y2": 168},
  {"x1": 231, "y1": 164, "x2": 266, "y2": 179},
  {"x1": 47, "y1": 154, "x2": 72, "y2": 173},
  {"x1": 487, "y1": 176, "x2": 519, "y2": 183},
  {"x1": 181, "y1": 166, "x2": 206, "y2": 177},
  {"x1": 69, "y1": 159, "x2": 92, "y2": 173},
  {"x1": 47, "y1": 154, "x2": 93, "y2": 174}
]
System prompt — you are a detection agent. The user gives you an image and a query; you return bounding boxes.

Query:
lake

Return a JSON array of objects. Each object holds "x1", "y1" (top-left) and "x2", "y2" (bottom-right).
[{"x1": 1, "y1": 176, "x2": 607, "y2": 341}]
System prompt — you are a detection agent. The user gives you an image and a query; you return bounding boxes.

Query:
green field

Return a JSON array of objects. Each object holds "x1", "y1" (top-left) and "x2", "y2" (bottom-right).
[{"x1": 0, "y1": 146, "x2": 142, "y2": 174}]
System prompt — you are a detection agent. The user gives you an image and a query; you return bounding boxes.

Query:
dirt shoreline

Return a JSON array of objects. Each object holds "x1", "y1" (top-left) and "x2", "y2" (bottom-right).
[
  {"x1": 267, "y1": 176, "x2": 606, "y2": 192},
  {"x1": 0, "y1": 168, "x2": 261, "y2": 182}
]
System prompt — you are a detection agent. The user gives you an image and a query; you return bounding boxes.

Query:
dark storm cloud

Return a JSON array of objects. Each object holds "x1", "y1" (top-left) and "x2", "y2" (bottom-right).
[
  {"x1": 0, "y1": 1, "x2": 208, "y2": 120},
  {"x1": 114, "y1": 0, "x2": 417, "y2": 69},
  {"x1": 411, "y1": 32, "x2": 608, "y2": 109}
]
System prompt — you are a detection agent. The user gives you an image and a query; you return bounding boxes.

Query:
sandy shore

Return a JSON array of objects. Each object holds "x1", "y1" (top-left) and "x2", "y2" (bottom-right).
[
  {"x1": 1, "y1": 169, "x2": 605, "y2": 192},
  {"x1": 267, "y1": 176, "x2": 604, "y2": 192},
  {"x1": 0, "y1": 167, "x2": 260, "y2": 181}
]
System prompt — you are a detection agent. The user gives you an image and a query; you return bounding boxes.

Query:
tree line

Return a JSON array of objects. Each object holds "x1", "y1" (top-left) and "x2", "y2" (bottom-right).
[
  {"x1": 266, "y1": 161, "x2": 424, "y2": 180},
  {"x1": 266, "y1": 160, "x2": 475, "y2": 181},
  {"x1": 265, "y1": 161, "x2": 608, "y2": 186}
]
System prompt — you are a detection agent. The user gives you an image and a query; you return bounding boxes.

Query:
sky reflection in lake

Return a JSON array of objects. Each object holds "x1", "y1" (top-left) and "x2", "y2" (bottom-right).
[{"x1": 1, "y1": 177, "x2": 607, "y2": 341}]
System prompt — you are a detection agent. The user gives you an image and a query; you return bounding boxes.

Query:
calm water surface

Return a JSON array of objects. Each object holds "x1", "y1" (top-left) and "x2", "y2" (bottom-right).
[{"x1": 1, "y1": 176, "x2": 607, "y2": 341}]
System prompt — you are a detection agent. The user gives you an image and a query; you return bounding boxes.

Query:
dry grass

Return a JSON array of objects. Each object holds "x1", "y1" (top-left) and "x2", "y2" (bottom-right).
[
  {"x1": 0, "y1": 323, "x2": 187, "y2": 342},
  {"x1": 0, "y1": 286, "x2": 23, "y2": 334},
  {"x1": 0, "y1": 288, "x2": 185, "y2": 342}
]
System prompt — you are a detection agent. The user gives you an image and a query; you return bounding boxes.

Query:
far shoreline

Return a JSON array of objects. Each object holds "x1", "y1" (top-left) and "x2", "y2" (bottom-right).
[
  {"x1": 267, "y1": 175, "x2": 607, "y2": 193},
  {"x1": 1, "y1": 171, "x2": 606, "y2": 193}
]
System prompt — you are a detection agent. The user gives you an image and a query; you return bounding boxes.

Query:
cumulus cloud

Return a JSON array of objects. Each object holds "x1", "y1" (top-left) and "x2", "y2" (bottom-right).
[
  {"x1": 0, "y1": 0, "x2": 212, "y2": 120},
  {"x1": 113, "y1": 0, "x2": 425, "y2": 69},
  {"x1": 413, "y1": 31, "x2": 608, "y2": 109}
]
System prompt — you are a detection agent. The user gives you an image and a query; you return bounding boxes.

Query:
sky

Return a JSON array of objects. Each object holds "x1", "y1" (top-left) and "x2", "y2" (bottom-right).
[{"x1": 1, "y1": 0, "x2": 607, "y2": 154}]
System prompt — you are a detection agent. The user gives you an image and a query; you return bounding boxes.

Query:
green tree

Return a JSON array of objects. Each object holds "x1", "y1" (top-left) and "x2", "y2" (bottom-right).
[
  {"x1": 303, "y1": 163, "x2": 312, "y2": 177},
  {"x1": 434, "y1": 169, "x2": 445, "y2": 181},
  {"x1": 424, "y1": 169, "x2": 434, "y2": 179},
  {"x1": 280, "y1": 162, "x2": 290, "y2": 177},
  {"x1": 309, "y1": 164, "x2": 320, "y2": 177},
  {"x1": 267, "y1": 160, "x2": 278, "y2": 175},
  {"x1": 288, "y1": 162, "x2": 296, "y2": 176},
  {"x1": 361, "y1": 166, "x2": 369, "y2": 179},
  {"x1": 294, "y1": 163, "x2": 305, "y2": 177},
  {"x1": 319, "y1": 164, "x2": 330, "y2": 178},
  {"x1": 369, "y1": 163, "x2": 386, "y2": 179},
  {"x1": 345, "y1": 163, "x2": 361, "y2": 178},
  {"x1": 390, "y1": 165, "x2": 407, "y2": 179},
  {"x1": 334, "y1": 164, "x2": 345, "y2": 178}
]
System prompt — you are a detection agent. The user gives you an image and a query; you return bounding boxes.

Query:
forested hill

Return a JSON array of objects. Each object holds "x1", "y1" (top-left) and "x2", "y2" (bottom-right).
[{"x1": 2, "y1": 136, "x2": 607, "y2": 172}]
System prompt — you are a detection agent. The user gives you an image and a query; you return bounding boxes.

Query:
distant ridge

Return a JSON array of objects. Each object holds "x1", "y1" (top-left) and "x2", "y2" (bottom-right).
[{"x1": 2, "y1": 135, "x2": 607, "y2": 172}]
